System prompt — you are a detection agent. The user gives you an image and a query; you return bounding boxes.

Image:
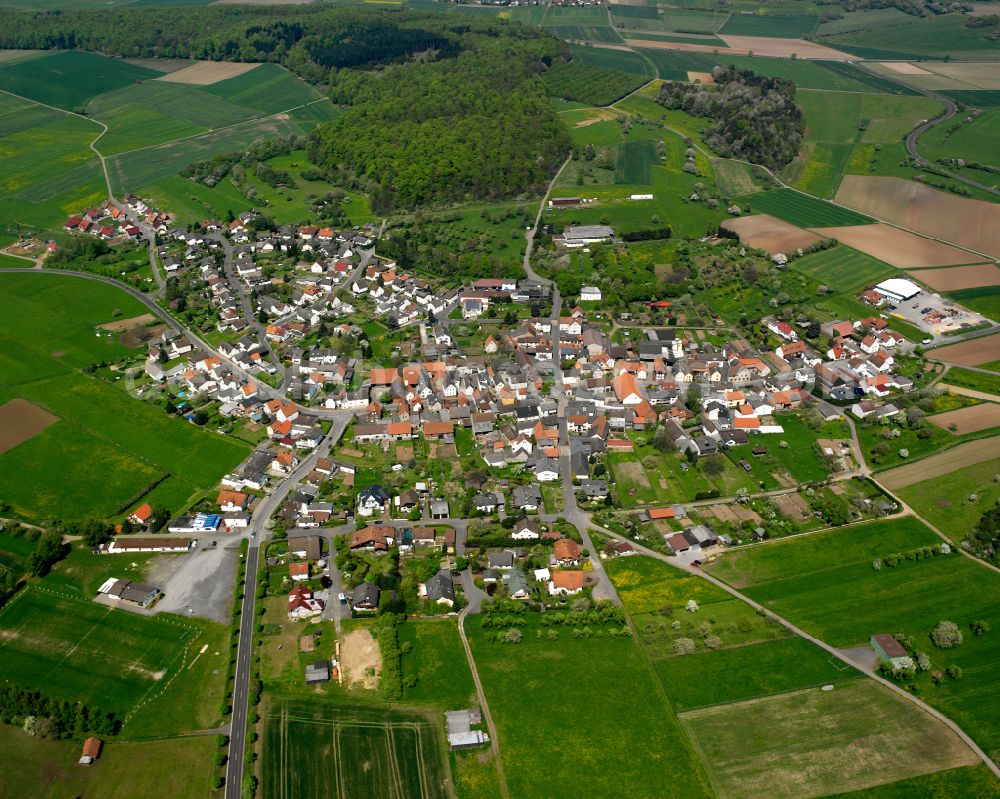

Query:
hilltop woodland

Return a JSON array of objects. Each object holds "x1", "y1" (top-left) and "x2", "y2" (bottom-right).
[
  {"x1": 0, "y1": 7, "x2": 571, "y2": 211},
  {"x1": 656, "y1": 66, "x2": 804, "y2": 171}
]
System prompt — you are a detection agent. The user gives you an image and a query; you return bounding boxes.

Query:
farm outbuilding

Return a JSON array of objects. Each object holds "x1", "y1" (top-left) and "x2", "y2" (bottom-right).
[{"x1": 79, "y1": 737, "x2": 102, "y2": 765}]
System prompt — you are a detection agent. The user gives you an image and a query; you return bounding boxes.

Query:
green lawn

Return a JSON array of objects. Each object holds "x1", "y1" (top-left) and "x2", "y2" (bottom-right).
[
  {"x1": 791, "y1": 245, "x2": 895, "y2": 291},
  {"x1": 829, "y1": 765, "x2": 1000, "y2": 798},
  {"x1": 398, "y1": 619, "x2": 477, "y2": 708},
  {"x1": 466, "y1": 611, "x2": 714, "y2": 798},
  {"x1": 708, "y1": 516, "x2": 1000, "y2": 757}
]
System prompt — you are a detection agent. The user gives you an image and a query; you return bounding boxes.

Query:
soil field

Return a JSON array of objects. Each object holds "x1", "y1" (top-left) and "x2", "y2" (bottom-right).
[
  {"x1": 899, "y1": 61, "x2": 1000, "y2": 89},
  {"x1": 879, "y1": 436, "x2": 1000, "y2": 489},
  {"x1": 97, "y1": 313, "x2": 156, "y2": 332},
  {"x1": 908, "y1": 263, "x2": 1000, "y2": 291},
  {"x1": 927, "y1": 403, "x2": 1000, "y2": 435},
  {"x1": 681, "y1": 680, "x2": 979, "y2": 799},
  {"x1": 627, "y1": 37, "x2": 852, "y2": 59},
  {"x1": 835, "y1": 176, "x2": 1000, "y2": 261},
  {"x1": 340, "y1": 628, "x2": 381, "y2": 689},
  {"x1": 811, "y1": 223, "x2": 977, "y2": 269},
  {"x1": 775, "y1": 491, "x2": 812, "y2": 521},
  {"x1": 156, "y1": 61, "x2": 260, "y2": 86},
  {"x1": 0, "y1": 398, "x2": 57, "y2": 455},
  {"x1": 927, "y1": 332, "x2": 1000, "y2": 367},
  {"x1": 687, "y1": 70, "x2": 715, "y2": 84},
  {"x1": 879, "y1": 62, "x2": 935, "y2": 76},
  {"x1": 720, "y1": 214, "x2": 823, "y2": 253}
]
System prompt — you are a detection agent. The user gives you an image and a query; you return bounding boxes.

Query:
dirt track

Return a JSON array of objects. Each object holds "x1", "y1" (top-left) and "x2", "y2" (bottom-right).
[
  {"x1": 928, "y1": 403, "x2": 1000, "y2": 435},
  {"x1": 879, "y1": 437, "x2": 1000, "y2": 489},
  {"x1": 811, "y1": 223, "x2": 976, "y2": 269},
  {"x1": 0, "y1": 399, "x2": 58, "y2": 455}
]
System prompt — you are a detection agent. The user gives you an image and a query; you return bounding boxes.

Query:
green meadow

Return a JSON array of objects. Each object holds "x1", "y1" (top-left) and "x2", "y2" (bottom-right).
[
  {"x1": 709, "y1": 516, "x2": 1000, "y2": 756},
  {"x1": 0, "y1": 273, "x2": 248, "y2": 522}
]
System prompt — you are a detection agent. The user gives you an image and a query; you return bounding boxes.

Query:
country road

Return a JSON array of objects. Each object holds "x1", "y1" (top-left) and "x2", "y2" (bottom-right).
[{"x1": 224, "y1": 416, "x2": 348, "y2": 799}]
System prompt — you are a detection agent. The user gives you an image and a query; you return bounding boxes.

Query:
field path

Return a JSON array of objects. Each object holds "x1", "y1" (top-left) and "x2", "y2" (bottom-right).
[
  {"x1": 457, "y1": 607, "x2": 509, "y2": 799},
  {"x1": 590, "y1": 521, "x2": 1000, "y2": 778}
]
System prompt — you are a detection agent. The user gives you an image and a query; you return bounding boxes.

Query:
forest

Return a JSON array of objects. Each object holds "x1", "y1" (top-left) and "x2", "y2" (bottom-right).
[
  {"x1": 655, "y1": 65, "x2": 804, "y2": 171},
  {"x1": 0, "y1": 8, "x2": 571, "y2": 209}
]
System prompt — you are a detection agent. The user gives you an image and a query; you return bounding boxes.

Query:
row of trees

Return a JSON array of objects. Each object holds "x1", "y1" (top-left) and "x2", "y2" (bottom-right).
[
  {"x1": 964, "y1": 500, "x2": 1000, "y2": 565},
  {"x1": 0, "y1": 684, "x2": 119, "y2": 738}
]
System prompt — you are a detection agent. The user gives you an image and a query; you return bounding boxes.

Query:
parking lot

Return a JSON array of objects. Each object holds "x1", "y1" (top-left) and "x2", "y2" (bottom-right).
[{"x1": 885, "y1": 290, "x2": 987, "y2": 340}]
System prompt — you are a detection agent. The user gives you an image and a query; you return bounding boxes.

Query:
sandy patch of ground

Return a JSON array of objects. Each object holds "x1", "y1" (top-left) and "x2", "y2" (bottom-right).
[
  {"x1": 687, "y1": 71, "x2": 715, "y2": 84},
  {"x1": 927, "y1": 333, "x2": 1000, "y2": 367},
  {"x1": 880, "y1": 436, "x2": 1000, "y2": 489},
  {"x1": 909, "y1": 263, "x2": 1000, "y2": 291},
  {"x1": 928, "y1": 403, "x2": 1000, "y2": 435},
  {"x1": 0, "y1": 399, "x2": 58, "y2": 455},
  {"x1": 340, "y1": 628, "x2": 381, "y2": 690},
  {"x1": 835, "y1": 176, "x2": 1000, "y2": 260},
  {"x1": 721, "y1": 214, "x2": 824, "y2": 254},
  {"x1": 615, "y1": 460, "x2": 652, "y2": 491},
  {"x1": 811, "y1": 223, "x2": 976, "y2": 269},
  {"x1": 157, "y1": 61, "x2": 260, "y2": 85},
  {"x1": 99, "y1": 313, "x2": 156, "y2": 332},
  {"x1": 878, "y1": 62, "x2": 934, "y2": 76},
  {"x1": 575, "y1": 110, "x2": 617, "y2": 127}
]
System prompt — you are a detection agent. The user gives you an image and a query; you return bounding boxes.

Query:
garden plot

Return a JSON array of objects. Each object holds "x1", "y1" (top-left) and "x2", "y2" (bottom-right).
[
  {"x1": 835, "y1": 176, "x2": 1000, "y2": 261},
  {"x1": 812, "y1": 224, "x2": 977, "y2": 269},
  {"x1": 721, "y1": 214, "x2": 823, "y2": 254},
  {"x1": 908, "y1": 263, "x2": 1000, "y2": 291},
  {"x1": 156, "y1": 61, "x2": 260, "y2": 85},
  {"x1": 927, "y1": 403, "x2": 1000, "y2": 435}
]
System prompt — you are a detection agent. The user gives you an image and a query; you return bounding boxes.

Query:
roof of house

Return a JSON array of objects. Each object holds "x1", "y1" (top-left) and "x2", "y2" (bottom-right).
[
  {"x1": 551, "y1": 570, "x2": 585, "y2": 590},
  {"x1": 553, "y1": 538, "x2": 581, "y2": 560}
]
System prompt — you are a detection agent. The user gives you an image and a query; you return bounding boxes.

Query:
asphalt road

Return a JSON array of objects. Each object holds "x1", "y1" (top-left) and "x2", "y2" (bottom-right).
[{"x1": 224, "y1": 416, "x2": 348, "y2": 798}]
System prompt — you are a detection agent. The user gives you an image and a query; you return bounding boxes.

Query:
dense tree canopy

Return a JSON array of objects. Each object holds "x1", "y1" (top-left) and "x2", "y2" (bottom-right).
[
  {"x1": 656, "y1": 65, "x2": 804, "y2": 171},
  {"x1": 0, "y1": 7, "x2": 571, "y2": 211}
]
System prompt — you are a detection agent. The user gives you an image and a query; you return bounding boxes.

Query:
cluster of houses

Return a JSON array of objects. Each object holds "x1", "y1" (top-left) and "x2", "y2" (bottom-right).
[
  {"x1": 480, "y1": 533, "x2": 589, "y2": 600},
  {"x1": 351, "y1": 259, "x2": 452, "y2": 327},
  {"x1": 63, "y1": 195, "x2": 167, "y2": 242}
]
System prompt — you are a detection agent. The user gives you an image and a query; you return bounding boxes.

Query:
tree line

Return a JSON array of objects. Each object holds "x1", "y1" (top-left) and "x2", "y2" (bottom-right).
[
  {"x1": 0, "y1": 684, "x2": 120, "y2": 738},
  {"x1": 656, "y1": 65, "x2": 804, "y2": 171}
]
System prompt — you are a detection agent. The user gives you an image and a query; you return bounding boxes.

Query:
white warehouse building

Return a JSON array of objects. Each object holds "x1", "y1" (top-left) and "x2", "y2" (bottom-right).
[{"x1": 874, "y1": 278, "x2": 921, "y2": 303}]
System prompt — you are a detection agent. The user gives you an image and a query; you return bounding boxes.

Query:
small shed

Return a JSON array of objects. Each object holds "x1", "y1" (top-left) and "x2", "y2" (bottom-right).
[
  {"x1": 870, "y1": 634, "x2": 911, "y2": 667},
  {"x1": 79, "y1": 737, "x2": 102, "y2": 765}
]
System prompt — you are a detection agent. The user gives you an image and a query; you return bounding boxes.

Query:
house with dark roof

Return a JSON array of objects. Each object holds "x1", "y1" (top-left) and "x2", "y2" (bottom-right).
[
  {"x1": 352, "y1": 581, "x2": 380, "y2": 612},
  {"x1": 421, "y1": 570, "x2": 455, "y2": 607}
]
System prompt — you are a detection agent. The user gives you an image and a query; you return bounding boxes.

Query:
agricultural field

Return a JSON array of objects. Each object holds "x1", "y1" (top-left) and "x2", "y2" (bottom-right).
[
  {"x1": 707, "y1": 516, "x2": 1000, "y2": 756},
  {"x1": 928, "y1": 332, "x2": 1000, "y2": 367},
  {"x1": 615, "y1": 138, "x2": 659, "y2": 183},
  {"x1": 567, "y1": 43, "x2": 654, "y2": 77},
  {"x1": 0, "y1": 273, "x2": 248, "y2": 521},
  {"x1": 543, "y1": 60, "x2": 647, "y2": 106},
  {"x1": 814, "y1": 224, "x2": 978, "y2": 270},
  {"x1": 545, "y1": 24, "x2": 624, "y2": 44},
  {"x1": 662, "y1": 8, "x2": 728, "y2": 34},
  {"x1": 919, "y1": 108, "x2": 1000, "y2": 168},
  {"x1": 465, "y1": 611, "x2": 714, "y2": 798},
  {"x1": 830, "y1": 765, "x2": 1000, "y2": 798},
  {"x1": 790, "y1": 245, "x2": 895, "y2": 289},
  {"x1": 941, "y1": 365, "x2": 1000, "y2": 396},
  {"x1": 877, "y1": 437, "x2": 1000, "y2": 493},
  {"x1": 0, "y1": 50, "x2": 162, "y2": 110},
  {"x1": 719, "y1": 12, "x2": 819, "y2": 38},
  {"x1": 896, "y1": 455, "x2": 1000, "y2": 543},
  {"x1": 657, "y1": 636, "x2": 859, "y2": 710},
  {"x1": 786, "y1": 91, "x2": 943, "y2": 198},
  {"x1": 711, "y1": 158, "x2": 762, "y2": 196},
  {"x1": 721, "y1": 213, "x2": 823, "y2": 254},
  {"x1": 262, "y1": 699, "x2": 450, "y2": 799},
  {"x1": 746, "y1": 188, "x2": 874, "y2": 228},
  {"x1": 817, "y1": 12, "x2": 1000, "y2": 59},
  {"x1": 948, "y1": 285, "x2": 1000, "y2": 321},
  {"x1": 681, "y1": 680, "x2": 979, "y2": 799}
]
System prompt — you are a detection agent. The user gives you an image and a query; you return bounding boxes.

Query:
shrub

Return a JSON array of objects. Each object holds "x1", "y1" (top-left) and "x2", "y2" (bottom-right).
[{"x1": 930, "y1": 620, "x2": 963, "y2": 649}]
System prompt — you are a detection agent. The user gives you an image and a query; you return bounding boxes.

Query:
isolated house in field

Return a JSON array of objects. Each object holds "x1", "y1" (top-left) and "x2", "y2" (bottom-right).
[
  {"x1": 79, "y1": 737, "x2": 102, "y2": 765},
  {"x1": 870, "y1": 634, "x2": 912, "y2": 669}
]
